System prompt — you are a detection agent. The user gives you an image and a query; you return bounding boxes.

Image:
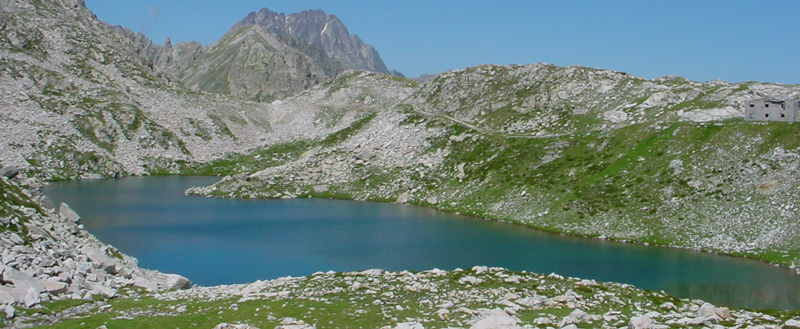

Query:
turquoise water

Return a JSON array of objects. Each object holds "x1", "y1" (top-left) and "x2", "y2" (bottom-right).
[{"x1": 44, "y1": 176, "x2": 800, "y2": 310}]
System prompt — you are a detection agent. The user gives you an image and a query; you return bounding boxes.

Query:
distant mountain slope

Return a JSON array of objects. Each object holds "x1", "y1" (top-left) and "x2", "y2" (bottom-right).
[
  {"x1": 233, "y1": 8, "x2": 390, "y2": 74},
  {"x1": 174, "y1": 24, "x2": 343, "y2": 102},
  {"x1": 107, "y1": 7, "x2": 394, "y2": 102}
]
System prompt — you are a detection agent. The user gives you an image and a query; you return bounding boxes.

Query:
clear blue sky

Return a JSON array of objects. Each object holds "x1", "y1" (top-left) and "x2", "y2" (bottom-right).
[{"x1": 86, "y1": 1, "x2": 799, "y2": 84}]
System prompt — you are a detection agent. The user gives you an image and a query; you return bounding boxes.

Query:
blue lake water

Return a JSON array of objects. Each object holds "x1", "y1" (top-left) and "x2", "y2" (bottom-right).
[{"x1": 44, "y1": 176, "x2": 800, "y2": 310}]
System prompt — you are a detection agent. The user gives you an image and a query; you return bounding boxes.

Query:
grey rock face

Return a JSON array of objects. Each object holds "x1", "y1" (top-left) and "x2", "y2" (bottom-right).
[{"x1": 233, "y1": 8, "x2": 390, "y2": 74}]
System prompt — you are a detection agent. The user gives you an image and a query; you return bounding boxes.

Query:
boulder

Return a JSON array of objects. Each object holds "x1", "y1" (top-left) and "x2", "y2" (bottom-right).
[
  {"x1": 697, "y1": 303, "x2": 716, "y2": 318},
  {"x1": 629, "y1": 315, "x2": 653, "y2": 329},
  {"x1": 213, "y1": 323, "x2": 260, "y2": 329},
  {"x1": 395, "y1": 192, "x2": 410, "y2": 204},
  {"x1": 469, "y1": 309, "x2": 521, "y2": 329},
  {"x1": 58, "y1": 203, "x2": 81, "y2": 223},
  {"x1": 603, "y1": 110, "x2": 628, "y2": 123},
  {"x1": 41, "y1": 279, "x2": 67, "y2": 295},
  {"x1": 275, "y1": 325, "x2": 315, "y2": 329},
  {"x1": 81, "y1": 247, "x2": 117, "y2": 274},
  {"x1": 785, "y1": 319, "x2": 800, "y2": 328},
  {"x1": 394, "y1": 322, "x2": 424, "y2": 329},
  {"x1": 714, "y1": 307, "x2": 732, "y2": 320},
  {"x1": 164, "y1": 274, "x2": 191, "y2": 290},
  {"x1": 91, "y1": 285, "x2": 117, "y2": 299},
  {"x1": 0, "y1": 266, "x2": 45, "y2": 294},
  {"x1": 561, "y1": 309, "x2": 589, "y2": 325},
  {"x1": 0, "y1": 304, "x2": 14, "y2": 319},
  {"x1": 0, "y1": 166, "x2": 18, "y2": 179}
]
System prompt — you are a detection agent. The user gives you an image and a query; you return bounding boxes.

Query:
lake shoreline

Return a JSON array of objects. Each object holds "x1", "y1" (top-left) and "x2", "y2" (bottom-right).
[{"x1": 45, "y1": 175, "x2": 800, "y2": 310}]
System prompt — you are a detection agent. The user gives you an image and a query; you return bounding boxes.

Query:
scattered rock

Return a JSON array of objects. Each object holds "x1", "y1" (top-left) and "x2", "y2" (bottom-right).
[
  {"x1": 213, "y1": 323, "x2": 260, "y2": 329},
  {"x1": 393, "y1": 322, "x2": 424, "y2": 329}
]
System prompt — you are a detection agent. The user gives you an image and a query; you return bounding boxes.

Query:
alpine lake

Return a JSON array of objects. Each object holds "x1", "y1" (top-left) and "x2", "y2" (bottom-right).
[{"x1": 44, "y1": 176, "x2": 800, "y2": 311}]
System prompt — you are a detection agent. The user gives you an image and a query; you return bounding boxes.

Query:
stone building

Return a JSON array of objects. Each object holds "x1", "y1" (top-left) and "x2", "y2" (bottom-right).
[{"x1": 744, "y1": 98, "x2": 800, "y2": 122}]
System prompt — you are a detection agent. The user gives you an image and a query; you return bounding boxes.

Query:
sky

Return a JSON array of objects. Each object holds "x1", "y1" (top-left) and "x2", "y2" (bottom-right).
[{"x1": 85, "y1": 1, "x2": 800, "y2": 84}]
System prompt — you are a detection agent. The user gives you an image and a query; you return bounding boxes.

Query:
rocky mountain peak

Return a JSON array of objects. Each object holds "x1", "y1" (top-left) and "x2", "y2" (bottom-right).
[{"x1": 232, "y1": 7, "x2": 390, "y2": 74}]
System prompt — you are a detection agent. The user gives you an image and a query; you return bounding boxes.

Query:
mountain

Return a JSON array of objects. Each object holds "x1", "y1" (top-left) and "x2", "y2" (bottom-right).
[
  {"x1": 233, "y1": 8, "x2": 390, "y2": 74},
  {"x1": 170, "y1": 24, "x2": 344, "y2": 102},
  {"x1": 108, "y1": 7, "x2": 394, "y2": 102}
]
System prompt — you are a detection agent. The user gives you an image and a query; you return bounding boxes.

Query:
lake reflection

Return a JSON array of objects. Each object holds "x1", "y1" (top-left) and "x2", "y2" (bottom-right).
[{"x1": 44, "y1": 176, "x2": 800, "y2": 310}]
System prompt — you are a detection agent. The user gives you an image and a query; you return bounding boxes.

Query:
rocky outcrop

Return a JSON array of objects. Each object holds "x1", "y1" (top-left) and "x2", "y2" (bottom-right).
[{"x1": 233, "y1": 8, "x2": 390, "y2": 74}]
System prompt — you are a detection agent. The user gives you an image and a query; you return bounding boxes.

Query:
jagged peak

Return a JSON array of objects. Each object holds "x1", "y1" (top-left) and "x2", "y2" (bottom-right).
[{"x1": 229, "y1": 7, "x2": 389, "y2": 74}]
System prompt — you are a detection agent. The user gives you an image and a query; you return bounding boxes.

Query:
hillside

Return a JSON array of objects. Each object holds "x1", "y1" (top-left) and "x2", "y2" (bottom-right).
[
  {"x1": 4, "y1": 0, "x2": 800, "y2": 327},
  {"x1": 195, "y1": 64, "x2": 800, "y2": 270}
]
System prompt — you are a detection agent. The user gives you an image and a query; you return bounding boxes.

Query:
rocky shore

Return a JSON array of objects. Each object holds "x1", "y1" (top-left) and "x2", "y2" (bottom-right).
[{"x1": 0, "y1": 172, "x2": 191, "y2": 324}]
